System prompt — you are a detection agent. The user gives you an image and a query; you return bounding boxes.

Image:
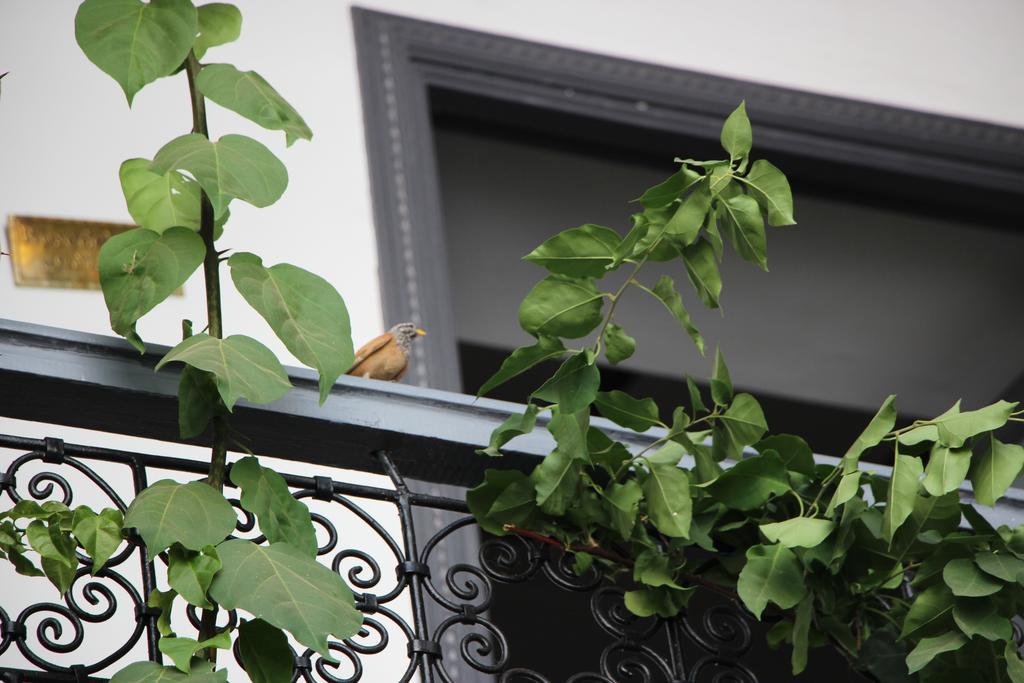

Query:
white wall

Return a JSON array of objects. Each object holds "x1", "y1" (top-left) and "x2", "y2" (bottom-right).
[
  {"x1": 0, "y1": 1, "x2": 382, "y2": 361},
  {"x1": 2, "y1": 0, "x2": 1022, "y2": 368}
]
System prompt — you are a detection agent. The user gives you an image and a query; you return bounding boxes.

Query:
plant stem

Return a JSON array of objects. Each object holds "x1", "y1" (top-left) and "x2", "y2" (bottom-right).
[
  {"x1": 593, "y1": 255, "x2": 649, "y2": 357},
  {"x1": 502, "y1": 525, "x2": 743, "y2": 604},
  {"x1": 185, "y1": 50, "x2": 229, "y2": 664}
]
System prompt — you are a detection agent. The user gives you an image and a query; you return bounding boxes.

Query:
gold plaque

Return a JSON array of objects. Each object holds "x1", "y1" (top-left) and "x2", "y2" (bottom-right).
[{"x1": 7, "y1": 215, "x2": 134, "y2": 290}]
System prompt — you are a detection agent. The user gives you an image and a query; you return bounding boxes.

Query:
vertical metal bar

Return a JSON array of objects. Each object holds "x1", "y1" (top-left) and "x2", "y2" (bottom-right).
[
  {"x1": 129, "y1": 458, "x2": 159, "y2": 663},
  {"x1": 665, "y1": 617, "x2": 688, "y2": 682},
  {"x1": 376, "y1": 450, "x2": 437, "y2": 683}
]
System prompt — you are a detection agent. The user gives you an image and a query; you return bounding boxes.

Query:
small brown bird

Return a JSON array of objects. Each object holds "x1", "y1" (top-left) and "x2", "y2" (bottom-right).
[{"x1": 347, "y1": 322, "x2": 426, "y2": 381}]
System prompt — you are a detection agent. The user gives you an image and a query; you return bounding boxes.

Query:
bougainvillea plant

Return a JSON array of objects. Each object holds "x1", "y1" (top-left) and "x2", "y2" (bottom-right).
[{"x1": 468, "y1": 103, "x2": 1024, "y2": 682}]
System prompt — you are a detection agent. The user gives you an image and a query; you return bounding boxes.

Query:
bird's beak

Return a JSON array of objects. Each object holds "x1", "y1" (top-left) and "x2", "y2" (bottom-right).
[{"x1": 415, "y1": 328, "x2": 427, "y2": 336}]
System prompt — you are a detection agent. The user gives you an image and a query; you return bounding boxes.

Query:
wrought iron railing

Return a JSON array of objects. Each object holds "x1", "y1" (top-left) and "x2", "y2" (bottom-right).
[
  {"x1": 3, "y1": 320, "x2": 1022, "y2": 682},
  {"x1": 0, "y1": 433, "x2": 762, "y2": 683}
]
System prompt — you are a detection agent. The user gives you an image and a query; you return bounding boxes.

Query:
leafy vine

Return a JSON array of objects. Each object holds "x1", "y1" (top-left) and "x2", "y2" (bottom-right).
[
  {"x1": 2, "y1": 2, "x2": 361, "y2": 682},
  {"x1": 468, "y1": 103, "x2": 1024, "y2": 682}
]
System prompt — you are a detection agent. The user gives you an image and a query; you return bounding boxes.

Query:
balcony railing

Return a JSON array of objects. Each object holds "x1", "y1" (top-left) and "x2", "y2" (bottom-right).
[{"x1": 2, "y1": 320, "x2": 1022, "y2": 682}]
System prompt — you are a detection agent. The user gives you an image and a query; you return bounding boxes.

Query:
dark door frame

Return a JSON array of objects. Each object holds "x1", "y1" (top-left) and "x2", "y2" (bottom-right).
[{"x1": 352, "y1": 7, "x2": 1024, "y2": 397}]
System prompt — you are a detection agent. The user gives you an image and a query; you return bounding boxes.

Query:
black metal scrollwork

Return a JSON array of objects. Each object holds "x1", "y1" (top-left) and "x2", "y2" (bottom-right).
[{"x1": 1, "y1": 437, "x2": 764, "y2": 683}]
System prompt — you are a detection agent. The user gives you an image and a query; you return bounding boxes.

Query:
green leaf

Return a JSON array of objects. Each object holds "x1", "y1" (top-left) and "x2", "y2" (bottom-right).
[
  {"x1": 193, "y1": 3, "x2": 242, "y2": 60},
  {"x1": 124, "y1": 479, "x2": 237, "y2": 555},
  {"x1": 547, "y1": 408, "x2": 588, "y2": 461},
  {"x1": 1006, "y1": 641, "x2": 1024, "y2": 683},
  {"x1": 147, "y1": 588, "x2": 176, "y2": 636},
  {"x1": 942, "y1": 558, "x2": 1002, "y2": 597},
  {"x1": 26, "y1": 520, "x2": 76, "y2": 569},
  {"x1": 792, "y1": 594, "x2": 813, "y2": 675},
  {"x1": 605, "y1": 481, "x2": 642, "y2": 539},
  {"x1": 119, "y1": 159, "x2": 201, "y2": 233},
  {"x1": 708, "y1": 164, "x2": 733, "y2": 196},
  {"x1": 842, "y1": 395, "x2": 897, "y2": 473},
  {"x1": 923, "y1": 444, "x2": 972, "y2": 496},
  {"x1": 644, "y1": 440, "x2": 686, "y2": 467},
  {"x1": 689, "y1": 441, "x2": 723, "y2": 485},
  {"x1": 228, "y1": 253, "x2": 352, "y2": 404},
  {"x1": 717, "y1": 194, "x2": 767, "y2": 270},
  {"x1": 110, "y1": 662, "x2": 227, "y2": 683},
  {"x1": 594, "y1": 390, "x2": 661, "y2": 432},
  {"x1": 710, "y1": 347, "x2": 732, "y2": 406},
  {"x1": 39, "y1": 554, "x2": 77, "y2": 596},
  {"x1": 72, "y1": 507, "x2": 123, "y2": 572},
  {"x1": 704, "y1": 451, "x2": 790, "y2": 511},
  {"x1": 901, "y1": 400, "x2": 1016, "y2": 448},
  {"x1": 939, "y1": 400, "x2": 1017, "y2": 447},
  {"x1": 522, "y1": 224, "x2": 621, "y2": 278},
  {"x1": 159, "y1": 633, "x2": 231, "y2": 673},
  {"x1": 970, "y1": 435, "x2": 1024, "y2": 506},
  {"x1": 478, "y1": 404, "x2": 540, "y2": 457},
  {"x1": 238, "y1": 619, "x2": 294, "y2": 683},
  {"x1": 487, "y1": 476, "x2": 538, "y2": 531},
  {"x1": 150, "y1": 134, "x2": 289, "y2": 218},
  {"x1": 682, "y1": 238, "x2": 721, "y2": 309},
  {"x1": 642, "y1": 463, "x2": 691, "y2": 537},
  {"x1": 741, "y1": 159, "x2": 796, "y2": 226},
  {"x1": 643, "y1": 275, "x2": 703, "y2": 353},
  {"x1": 906, "y1": 632, "x2": 967, "y2": 674},
  {"x1": 604, "y1": 323, "x2": 636, "y2": 365},
  {"x1": 827, "y1": 471, "x2": 862, "y2": 515},
  {"x1": 532, "y1": 352, "x2": 600, "y2": 414},
  {"x1": 686, "y1": 376, "x2": 707, "y2": 415},
  {"x1": 716, "y1": 393, "x2": 768, "y2": 453},
  {"x1": 953, "y1": 597, "x2": 1013, "y2": 641},
  {"x1": 588, "y1": 428, "x2": 632, "y2": 477},
  {"x1": 756, "y1": 434, "x2": 814, "y2": 476},
  {"x1": 75, "y1": 0, "x2": 197, "y2": 105},
  {"x1": 737, "y1": 543, "x2": 806, "y2": 618},
  {"x1": 531, "y1": 449, "x2": 580, "y2": 516},
  {"x1": 466, "y1": 469, "x2": 535, "y2": 536},
  {"x1": 6, "y1": 548, "x2": 44, "y2": 578},
  {"x1": 230, "y1": 456, "x2": 317, "y2": 557},
  {"x1": 156, "y1": 334, "x2": 292, "y2": 410},
  {"x1": 889, "y1": 491, "x2": 961, "y2": 559},
  {"x1": 572, "y1": 552, "x2": 594, "y2": 575},
  {"x1": 178, "y1": 367, "x2": 220, "y2": 439},
  {"x1": 634, "y1": 168, "x2": 701, "y2": 209},
  {"x1": 664, "y1": 183, "x2": 711, "y2": 246},
  {"x1": 3, "y1": 500, "x2": 70, "y2": 521},
  {"x1": 168, "y1": 544, "x2": 221, "y2": 609},
  {"x1": 759, "y1": 517, "x2": 834, "y2": 548},
  {"x1": 477, "y1": 336, "x2": 566, "y2": 396},
  {"x1": 613, "y1": 216, "x2": 648, "y2": 265},
  {"x1": 210, "y1": 539, "x2": 361, "y2": 657},
  {"x1": 882, "y1": 453, "x2": 923, "y2": 543},
  {"x1": 518, "y1": 275, "x2": 604, "y2": 339},
  {"x1": 99, "y1": 227, "x2": 206, "y2": 352},
  {"x1": 197, "y1": 64, "x2": 312, "y2": 146},
  {"x1": 720, "y1": 102, "x2": 752, "y2": 160},
  {"x1": 633, "y1": 549, "x2": 681, "y2": 588},
  {"x1": 975, "y1": 551, "x2": 1024, "y2": 582},
  {"x1": 623, "y1": 586, "x2": 693, "y2": 618}
]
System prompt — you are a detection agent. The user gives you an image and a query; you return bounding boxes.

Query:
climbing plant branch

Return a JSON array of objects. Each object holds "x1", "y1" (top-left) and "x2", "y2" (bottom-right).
[
  {"x1": 468, "y1": 103, "x2": 1024, "y2": 683},
  {"x1": 0, "y1": 2, "x2": 363, "y2": 682}
]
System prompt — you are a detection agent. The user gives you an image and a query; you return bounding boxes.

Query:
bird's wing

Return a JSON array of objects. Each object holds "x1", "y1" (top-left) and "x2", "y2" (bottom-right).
[{"x1": 349, "y1": 332, "x2": 394, "y2": 369}]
